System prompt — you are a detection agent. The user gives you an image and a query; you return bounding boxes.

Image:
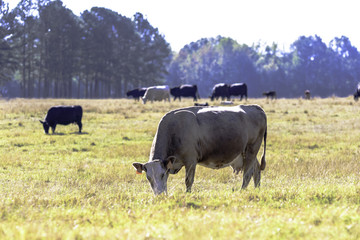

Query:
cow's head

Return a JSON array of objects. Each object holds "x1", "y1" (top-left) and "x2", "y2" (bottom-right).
[
  {"x1": 39, "y1": 120, "x2": 50, "y2": 134},
  {"x1": 133, "y1": 157, "x2": 175, "y2": 195},
  {"x1": 141, "y1": 97, "x2": 147, "y2": 104}
]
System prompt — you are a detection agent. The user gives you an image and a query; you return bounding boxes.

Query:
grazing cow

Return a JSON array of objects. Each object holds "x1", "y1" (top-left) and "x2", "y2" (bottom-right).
[
  {"x1": 263, "y1": 91, "x2": 277, "y2": 100},
  {"x1": 142, "y1": 85, "x2": 171, "y2": 104},
  {"x1": 40, "y1": 105, "x2": 83, "y2": 134},
  {"x1": 304, "y1": 90, "x2": 311, "y2": 100},
  {"x1": 229, "y1": 83, "x2": 248, "y2": 101},
  {"x1": 133, "y1": 105, "x2": 267, "y2": 195},
  {"x1": 210, "y1": 83, "x2": 230, "y2": 101},
  {"x1": 354, "y1": 84, "x2": 360, "y2": 101},
  {"x1": 126, "y1": 88, "x2": 147, "y2": 101},
  {"x1": 170, "y1": 84, "x2": 200, "y2": 101}
]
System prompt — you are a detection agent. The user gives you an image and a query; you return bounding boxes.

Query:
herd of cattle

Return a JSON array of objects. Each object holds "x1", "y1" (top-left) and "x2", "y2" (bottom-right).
[
  {"x1": 127, "y1": 83, "x2": 248, "y2": 104},
  {"x1": 38, "y1": 82, "x2": 359, "y2": 195},
  {"x1": 127, "y1": 82, "x2": 360, "y2": 103}
]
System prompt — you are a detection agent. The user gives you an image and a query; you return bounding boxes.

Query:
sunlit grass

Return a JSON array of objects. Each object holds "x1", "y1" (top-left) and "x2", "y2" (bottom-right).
[{"x1": 0, "y1": 97, "x2": 359, "y2": 239}]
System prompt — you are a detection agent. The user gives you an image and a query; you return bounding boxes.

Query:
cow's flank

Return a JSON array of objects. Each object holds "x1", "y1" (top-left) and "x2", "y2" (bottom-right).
[{"x1": 142, "y1": 85, "x2": 171, "y2": 104}]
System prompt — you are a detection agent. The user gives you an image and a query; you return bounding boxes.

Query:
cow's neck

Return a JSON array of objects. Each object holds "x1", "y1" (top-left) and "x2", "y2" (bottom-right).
[{"x1": 149, "y1": 118, "x2": 173, "y2": 162}]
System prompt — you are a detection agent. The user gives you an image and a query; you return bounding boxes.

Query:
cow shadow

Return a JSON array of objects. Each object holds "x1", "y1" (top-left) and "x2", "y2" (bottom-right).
[
  {"x1": 49, "y1": 132, "x2": 89, "y2": 135},
  {"x1": 51, "y1": 132, "x2": 65, "y2": 136},
  {"x1": 71, "y1": 132, "x2": 89, "y2": 135}
]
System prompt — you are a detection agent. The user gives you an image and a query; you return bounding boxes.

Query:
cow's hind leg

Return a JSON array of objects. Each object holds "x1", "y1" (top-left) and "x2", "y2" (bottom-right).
[
  {"x1": 242, "y1": 142, "x2": 262, "y2": 189},
  {"x1": 77, "y1": 121, "x2": 82, "y2": 133},
  {"x1": 241, "y1": 156, "x2": 254, "y2": 189},
  {"x1": 252, "y1": 158, "x2": 261, "y2": 188}
]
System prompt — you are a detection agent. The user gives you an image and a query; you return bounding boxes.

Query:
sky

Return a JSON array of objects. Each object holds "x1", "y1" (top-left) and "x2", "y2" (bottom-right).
[{"x1": 6, "y1": 0, "x2": 360, "y2": 52}]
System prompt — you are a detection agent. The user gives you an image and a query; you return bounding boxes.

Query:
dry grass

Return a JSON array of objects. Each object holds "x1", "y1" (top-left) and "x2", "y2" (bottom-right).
[{"x1": 0, "y1": 97, "x2": 359, "y2": 239}]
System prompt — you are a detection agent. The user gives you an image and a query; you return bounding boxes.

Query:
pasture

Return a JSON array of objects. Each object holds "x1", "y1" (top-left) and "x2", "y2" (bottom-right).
[{"x1": 0, "y1": 97, "x2": 359, "y2": 239}]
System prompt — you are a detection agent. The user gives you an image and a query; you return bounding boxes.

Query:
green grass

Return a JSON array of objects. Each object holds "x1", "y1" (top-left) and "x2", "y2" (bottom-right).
[{"x1": 0, "y1": 97, "x2": 359, "y2": 239}]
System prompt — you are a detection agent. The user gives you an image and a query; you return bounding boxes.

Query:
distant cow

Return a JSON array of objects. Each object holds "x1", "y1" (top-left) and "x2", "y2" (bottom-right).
[
  {"x1": 40, "y1": 105, "x2": 83, "y2": 134},
  {"x1": 210, "y1": 83, "x2": 230, "y2": 101},
  {"x1": 305, "y1": 90, "x2": 311, "y2": 100},
  {"x1": 229, "y1": 83, "x2": 248, "y2": 101},
  {"x1": 263, "y1": 91, "x2": 277, "y2": 100},
  {"x1": 142, "y1": 85, "x2": 171, "y2": 104},
  {"x1": 126, "y1": 88, "x2": 147, "y2": 101},
  {"x1": 354, "y1": 84, "x2": 360, "y2": 101},
  {"x1": 170, "y1": 84, "x2": 200, "y2": 101},
  {"x1": 133, "y1": 105, "x2": 267, "y2": 195}
]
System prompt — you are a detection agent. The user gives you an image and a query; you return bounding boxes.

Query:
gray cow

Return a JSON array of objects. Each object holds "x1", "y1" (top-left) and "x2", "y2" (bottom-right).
[
  {"x1": 142, "y1": 85, "x2": 171, "y2": 104},
  {"x1": 133, "y1": 105, "x2": 267, "y2": 195}
]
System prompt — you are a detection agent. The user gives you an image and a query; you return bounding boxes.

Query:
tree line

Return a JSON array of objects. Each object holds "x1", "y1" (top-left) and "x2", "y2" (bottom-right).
[
  {"x1": 0, "y1": 0, "x2": 171, "y2": 98},
  {"x1": 168, "y1": 36, "x2": 360, "y2": 98},
  {"x1": 1, "y1": 0, "x2": 360, "y2": 98}
]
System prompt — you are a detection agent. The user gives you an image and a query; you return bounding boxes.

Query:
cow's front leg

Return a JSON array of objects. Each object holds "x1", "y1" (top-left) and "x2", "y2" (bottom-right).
[
  {"x1": 185, "y1": 164, "x2": 196, "y2": 192},
  {"x1": 51, "y1": 125, "x2": 56, "y2": 134}
]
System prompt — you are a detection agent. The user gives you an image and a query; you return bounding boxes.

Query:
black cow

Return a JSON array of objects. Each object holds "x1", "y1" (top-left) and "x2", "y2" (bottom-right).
[
  {"x1": 170, "y1": 84, "x2": 200, "y2": 101},
  {"x1": 210, "y1": 83, "x2": 230, "y2": 101},
  {"x1": 354, "y1": 84, "x2": 360, "y2": 101},
  {"x1": 355, "y1": 90, "x2": 360, "y2": 101},
  {"x1": 229, "y1": 83, "x2": 247, "y2": 101},
  {"x1": 40, "y1": 105, "x2": 83, "y2": 134},
  {"x1": 126, "y1": 88, "x2": 147, "y2": 101},
  {"x1": 263, "y1": 91, "x2": 277, "y2": 100}
]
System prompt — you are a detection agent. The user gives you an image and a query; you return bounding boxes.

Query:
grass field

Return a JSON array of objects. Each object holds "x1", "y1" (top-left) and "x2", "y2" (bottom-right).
[{"x1": 0, "y1": 97, "x2": 359, "y2": 239}]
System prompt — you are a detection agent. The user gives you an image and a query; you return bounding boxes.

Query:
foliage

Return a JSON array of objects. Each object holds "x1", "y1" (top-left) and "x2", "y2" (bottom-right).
[
  {"x1": 0, "y1": 0, "x2": 17, "y2": 85},
  {"x1": 167, "y1": 37, "x2": 260, "y2": 97},
  {"x1": 0, "y1": 0, "x2": 171, "y2": 98},
  {"x1": 0, "y1": 97, "x2": 359, "y2": 239},
  {"x1": 168, "y1": 35, "x2": 360, "y2": 98},
  {"x1": 0, "y1": 1, "x2": 360, "y2": 98}
]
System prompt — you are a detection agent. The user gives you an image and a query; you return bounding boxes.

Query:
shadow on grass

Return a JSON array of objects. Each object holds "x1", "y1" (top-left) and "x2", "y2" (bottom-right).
[
  {"x1": 71, "y1": 131, "x2": 89, "y2": 135},
  {"x1": 47, "y1": 131, "x2": 89, "y2": 135}
]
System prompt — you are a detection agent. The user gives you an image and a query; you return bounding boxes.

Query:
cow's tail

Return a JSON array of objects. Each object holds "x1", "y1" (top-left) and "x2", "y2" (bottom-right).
[{"x1": 260, "y1": 126, "x2": 267, "y2": 171}]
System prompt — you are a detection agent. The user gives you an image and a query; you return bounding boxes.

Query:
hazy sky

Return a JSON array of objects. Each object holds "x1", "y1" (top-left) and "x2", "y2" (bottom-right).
[{"x1": 7, "y1": 0, "x2": 360, "y2": 52}]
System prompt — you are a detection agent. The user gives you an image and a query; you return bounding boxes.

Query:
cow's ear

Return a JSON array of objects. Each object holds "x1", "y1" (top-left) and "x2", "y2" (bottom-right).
[
  {"x1": 132, "y1": 162, "x2": 144, "y2": 174},
  {"x1": 39, "y1": 120, "x2": 44, "y2": 124},
  {"x1": 164, "y1": 156, "x2": 176, "y2": 170}
]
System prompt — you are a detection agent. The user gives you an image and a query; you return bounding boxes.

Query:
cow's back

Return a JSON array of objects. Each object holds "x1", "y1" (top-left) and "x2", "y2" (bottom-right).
[
  {"x1": 230, "y1": 83, "x2": 247, "y2": 95},
  {"x1": 180, "y1": 85, "x2": 197, "y2": 96}
]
